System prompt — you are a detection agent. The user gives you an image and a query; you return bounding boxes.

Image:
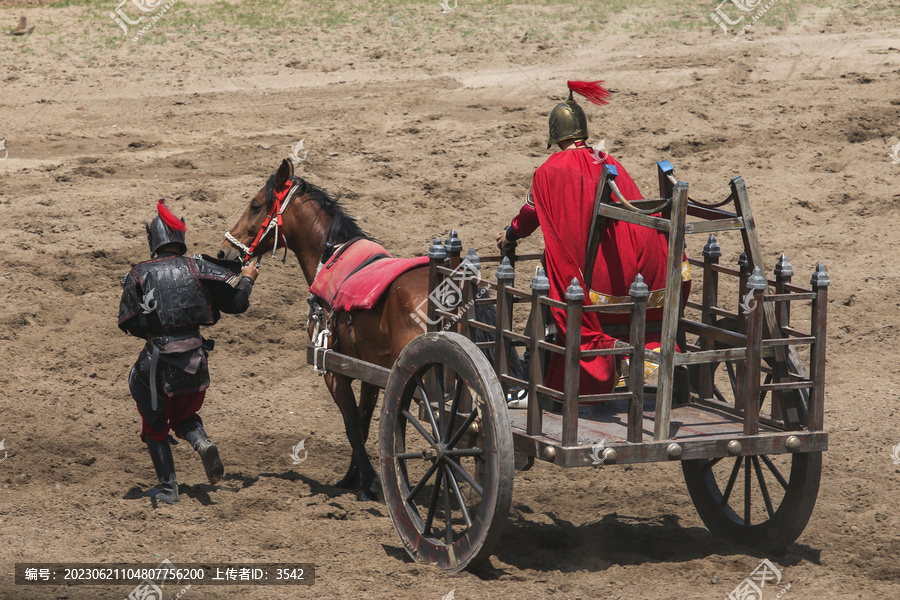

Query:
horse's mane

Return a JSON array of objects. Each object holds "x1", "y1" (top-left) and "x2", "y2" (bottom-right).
[{"x1": 291, "y1": 177, "x2": 371, "y2": 243}]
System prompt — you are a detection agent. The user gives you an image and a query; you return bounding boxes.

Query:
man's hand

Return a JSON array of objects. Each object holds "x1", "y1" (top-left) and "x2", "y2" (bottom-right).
[
  {"x1": 496, "y1": 229, "x2": 515, "y2": 252},
  {"x1": 241, "y1": 260, "x2": 259, "y2": 282}
]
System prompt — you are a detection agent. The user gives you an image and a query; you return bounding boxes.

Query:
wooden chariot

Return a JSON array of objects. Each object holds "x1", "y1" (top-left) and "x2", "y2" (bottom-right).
[{"x1": 307, "y1": 161, "x2": 829, "y2": 572}]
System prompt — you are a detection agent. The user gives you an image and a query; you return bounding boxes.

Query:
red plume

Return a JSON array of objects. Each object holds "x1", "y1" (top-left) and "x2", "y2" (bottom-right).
[
  {"x1": 157, "y1": 199, "x2": 187, "y2": 232},
  {"x1": 567, "y1": 80, "x2": 610, "y2": 105}
]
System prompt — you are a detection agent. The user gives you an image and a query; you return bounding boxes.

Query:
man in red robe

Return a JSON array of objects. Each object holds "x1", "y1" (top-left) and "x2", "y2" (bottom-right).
[{"x1": 498, "y1": 80, "x2": 689, "y2": 399}]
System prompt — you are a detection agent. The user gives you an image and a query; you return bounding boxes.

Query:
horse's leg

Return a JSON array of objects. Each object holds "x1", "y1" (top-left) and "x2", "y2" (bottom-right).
[
  {"x1": 336, "y1": 382, "x2": 380, "y2": 490},
  {"x1": 326, "y1": 373, "x2": 379, "y2": 501}
]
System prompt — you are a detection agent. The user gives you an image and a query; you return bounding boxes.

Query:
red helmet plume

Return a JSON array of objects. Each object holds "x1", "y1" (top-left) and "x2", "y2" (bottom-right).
[
  {"x1": 567, "y1": 80, "x2": 610, "y2": 106},
  {"x1": 157, "y1": 199, "x2": 187, "y2": 232}
]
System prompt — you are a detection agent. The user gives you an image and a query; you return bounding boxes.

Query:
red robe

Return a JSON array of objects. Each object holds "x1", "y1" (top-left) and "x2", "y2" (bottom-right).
[{"x1": 530, "y1": 149, "x2": 678, "y2": 396}]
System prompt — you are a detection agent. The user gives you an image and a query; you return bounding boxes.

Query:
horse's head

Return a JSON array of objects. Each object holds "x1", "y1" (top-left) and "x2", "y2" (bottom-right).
[{"x1": 219, "y1": 158, "x2": 294, "y2": 261}]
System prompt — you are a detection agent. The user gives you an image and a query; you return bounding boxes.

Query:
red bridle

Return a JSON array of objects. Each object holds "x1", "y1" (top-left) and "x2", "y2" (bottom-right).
[{"x1": 225, "y1": 180, "x2": 295, "y2": 264}]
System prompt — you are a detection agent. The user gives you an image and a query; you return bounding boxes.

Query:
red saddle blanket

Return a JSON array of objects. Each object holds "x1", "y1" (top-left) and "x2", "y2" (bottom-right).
[{"x1": 309, "y1": 239, "x2": 429, "y2": 312}]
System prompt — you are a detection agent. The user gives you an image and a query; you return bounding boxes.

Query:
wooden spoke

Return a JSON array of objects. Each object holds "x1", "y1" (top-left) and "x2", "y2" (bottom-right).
[
  {"x1": 720, "y1": 457, "x2": 742, "y2": 507},
  {"x1": 415, "y1": 377, "x2": 443, "y2": 442},
  {"x1": 401, "y1": 410, "x2": 437, "y2": 446},
  {"x1": 423, "y1": 466, "x2": 444, "y2": 536},
  {"x1": 446, "y1": 456, "x2": 483, "y2": 497},
  {"x1": 445, "y1": 407, "x2": 478, "y2": 450},
  {"x1": 744, "y1": 455, "x2": 752, "y2": 525},
  {"x1": 752, "y1": 456, "x2": 776, "y2": 520},
  {"x1": 761, "y1": 454, "x2": 789, "y2": 490},
  {"x1": 405, "y1": 458, "x2": 440, "y2": 504},
  {"x1": 446, "y1": 448, "x2": 484, "y2": 458},
  {"x1": 444, "y1": 463, "x2": 473, "y2": 529},
  {"x1": 443, "y1": 379, "x2": 464, "y2": 441}
]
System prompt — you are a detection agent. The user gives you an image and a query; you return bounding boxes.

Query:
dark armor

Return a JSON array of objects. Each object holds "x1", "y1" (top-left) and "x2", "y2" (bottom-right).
[
  {"x1": 119, "y1": 254, "x2": 244, "y2": 419},
  {"x1": 119, "y1": 255, "x2": 239, "y2": 337}
]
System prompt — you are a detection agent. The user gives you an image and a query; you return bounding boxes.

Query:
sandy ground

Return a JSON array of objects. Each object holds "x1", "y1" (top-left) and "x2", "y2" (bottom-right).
[{"x1": 1, "y1": 0, "x2": 899, "y2": 599}]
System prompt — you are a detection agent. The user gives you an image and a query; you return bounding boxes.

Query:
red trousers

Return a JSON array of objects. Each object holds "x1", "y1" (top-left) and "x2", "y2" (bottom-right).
[{"x1": 137, "y1": 390, "x2": 206, "y2": 443}]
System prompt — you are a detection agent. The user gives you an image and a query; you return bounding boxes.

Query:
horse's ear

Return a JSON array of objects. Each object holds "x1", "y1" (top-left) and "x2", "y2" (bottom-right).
[{"x1": 275, "y1": 158, "x2": 294, "y2": 189}]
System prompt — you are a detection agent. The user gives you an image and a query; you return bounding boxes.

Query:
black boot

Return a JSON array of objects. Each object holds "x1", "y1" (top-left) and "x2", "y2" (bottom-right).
[
  {"x1": 177, "y1": 420, "x2": 224, "y2": 484},
  {"x1": 146, "y1": 439, "x2": 179, "y2": 504}
]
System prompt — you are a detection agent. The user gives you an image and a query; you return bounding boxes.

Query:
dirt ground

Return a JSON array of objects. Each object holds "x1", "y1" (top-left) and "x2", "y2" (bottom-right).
[{"x1": 1, "y1": 0, "x2": 899, "y2": 599}]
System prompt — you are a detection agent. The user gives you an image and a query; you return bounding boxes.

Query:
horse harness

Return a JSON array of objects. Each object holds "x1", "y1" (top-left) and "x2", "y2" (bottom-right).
[
  {"x1": 222, "y1": 175, "x2": 364, "y2": 372},
  {"x1": 224, "y1": 174, "x2": 304, "y2": 265}
]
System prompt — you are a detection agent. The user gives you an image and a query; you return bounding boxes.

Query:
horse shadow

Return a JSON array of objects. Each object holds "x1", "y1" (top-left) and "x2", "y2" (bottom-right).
[{"x1": 227, "y1": 470, "x2": 380, "y2": 502}]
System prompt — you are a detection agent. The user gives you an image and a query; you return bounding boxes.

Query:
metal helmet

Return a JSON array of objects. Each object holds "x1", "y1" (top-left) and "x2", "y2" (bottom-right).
[
  {"x1": 547, "y1": 80, "x2": 610, "y2": 149},
  {"x1": 146, "y1": 200, "x2": 187, "y2": 257}
]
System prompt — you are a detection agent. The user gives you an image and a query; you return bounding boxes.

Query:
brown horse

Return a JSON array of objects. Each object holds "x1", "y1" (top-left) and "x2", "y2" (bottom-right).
[{"x1": 219, "y1": 158, "x2": 431, "y2": 500}]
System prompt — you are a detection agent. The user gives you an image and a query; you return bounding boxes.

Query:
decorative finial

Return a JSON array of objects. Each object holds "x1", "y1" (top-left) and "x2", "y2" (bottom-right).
[
  {"x1": 530, "y1": 267, "x2": 550, "y2": 292},
  {"x1": 629, "y1": 273, "x2": 649, "y2": 299},
  {"x1": 428, "y1": 237, "x2": 446, "y2": 260},
  {"x1": 496, "y1": 256, "x2": 515, "y2": 281},
  {"x1": 703, "y1": 234, "x2": 722, "y2": 259},
  {"x1": 747, "y1": 266, "x2": 767, "y2": 291},
  {"x1": 810, "y1": 263, "x2": 830, "y2": 288},
  {"x1": 565, "y1": 277, "x2": 585, "y2": 301},
  {"x1": 774, "y1": 253, "x2": 793, "y2": 278}
]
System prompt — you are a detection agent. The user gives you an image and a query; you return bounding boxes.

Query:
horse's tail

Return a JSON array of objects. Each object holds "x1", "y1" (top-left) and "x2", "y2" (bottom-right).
[{"x1": 473, "y1": 302, "x2": 526, "y2": 382}]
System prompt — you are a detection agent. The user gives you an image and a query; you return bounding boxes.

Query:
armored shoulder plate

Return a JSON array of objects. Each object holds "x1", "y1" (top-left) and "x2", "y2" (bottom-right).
[
  {"x1": 118, "y1": 255, "x2": 217, "y2": 335},
  {"x1": 192, "y1": 254, "x2": 242, "y2": 285}
]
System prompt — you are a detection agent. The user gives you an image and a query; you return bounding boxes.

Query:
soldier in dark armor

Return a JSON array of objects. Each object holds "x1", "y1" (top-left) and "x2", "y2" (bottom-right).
[{"x1": 118, "y1": 200, "x2": 259, "y2": 504}]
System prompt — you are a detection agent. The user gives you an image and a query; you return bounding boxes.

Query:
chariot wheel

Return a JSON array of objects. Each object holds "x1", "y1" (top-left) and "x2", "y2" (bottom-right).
[
  {"x1": 682, "y1": 450, "x2": 821, "y2": 554},
  {"x1": 379, "y1": 332, "x2": 514, "y2": 572}
]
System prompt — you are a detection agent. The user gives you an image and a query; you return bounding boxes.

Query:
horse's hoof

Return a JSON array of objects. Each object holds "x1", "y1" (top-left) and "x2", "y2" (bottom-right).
[{"x1": 357, "y1": 478, "x2": 383, "y2": 502}]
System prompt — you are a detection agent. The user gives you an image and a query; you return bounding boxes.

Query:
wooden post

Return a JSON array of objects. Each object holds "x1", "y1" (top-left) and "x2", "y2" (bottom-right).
[
  {"x1": 563, "y1": 278, "x2": 584, "y2": 447},
  {"x1": 584, "y1": 164, "x2": 618, "y2": 293},
  {"x1": 731, "y1": 176, "x2": 801, "y2": 424},
  {"x1": 657, "y1": 160, "x2": 676, "y2": 200},
  {"x1": 627, "y1": 274, "x2": 649, "y2": 443},
  {"x1": 699, "y1": 235, "x2": 721, "y2": 401},
  {"x1": 445, "y1": 229, "x2": 462, "y2": 269},
  {"x1": 774, "y1": 253, "x2": 793, "y2": 332},
  {"x1": 527, "y1": 267, "x2": 550, "y2": 436},
  {"x1": 426, "y1": 237, "x2": 446, "y2": 334},
  {"x1": 458, "y1": 248, "x2": 480, "y2": 415},
  {"x1": 459, "y1": 247, "x2": 480, "y2": 341},
  {"x1": 771, "y1": 253, "x2": 793, "y2": 421},
  {"x1": 735, "y1": 251, "x2": 751, "y2": 412},
  {"x1": 495, "y1": 257, "x2": 515, "y2": 397},
  {"x1": 808, "y1": 263, "x2": 829, "y2": 432},
  {"x1": 737, "y1": 252, "x2": 751, "y2": 333},
  {"x1": 654, "y1": 181, "x2": 689, "y2": 441},
  {"x1": 742, "y1": 267, "x2": 766, "y2": 435}
]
